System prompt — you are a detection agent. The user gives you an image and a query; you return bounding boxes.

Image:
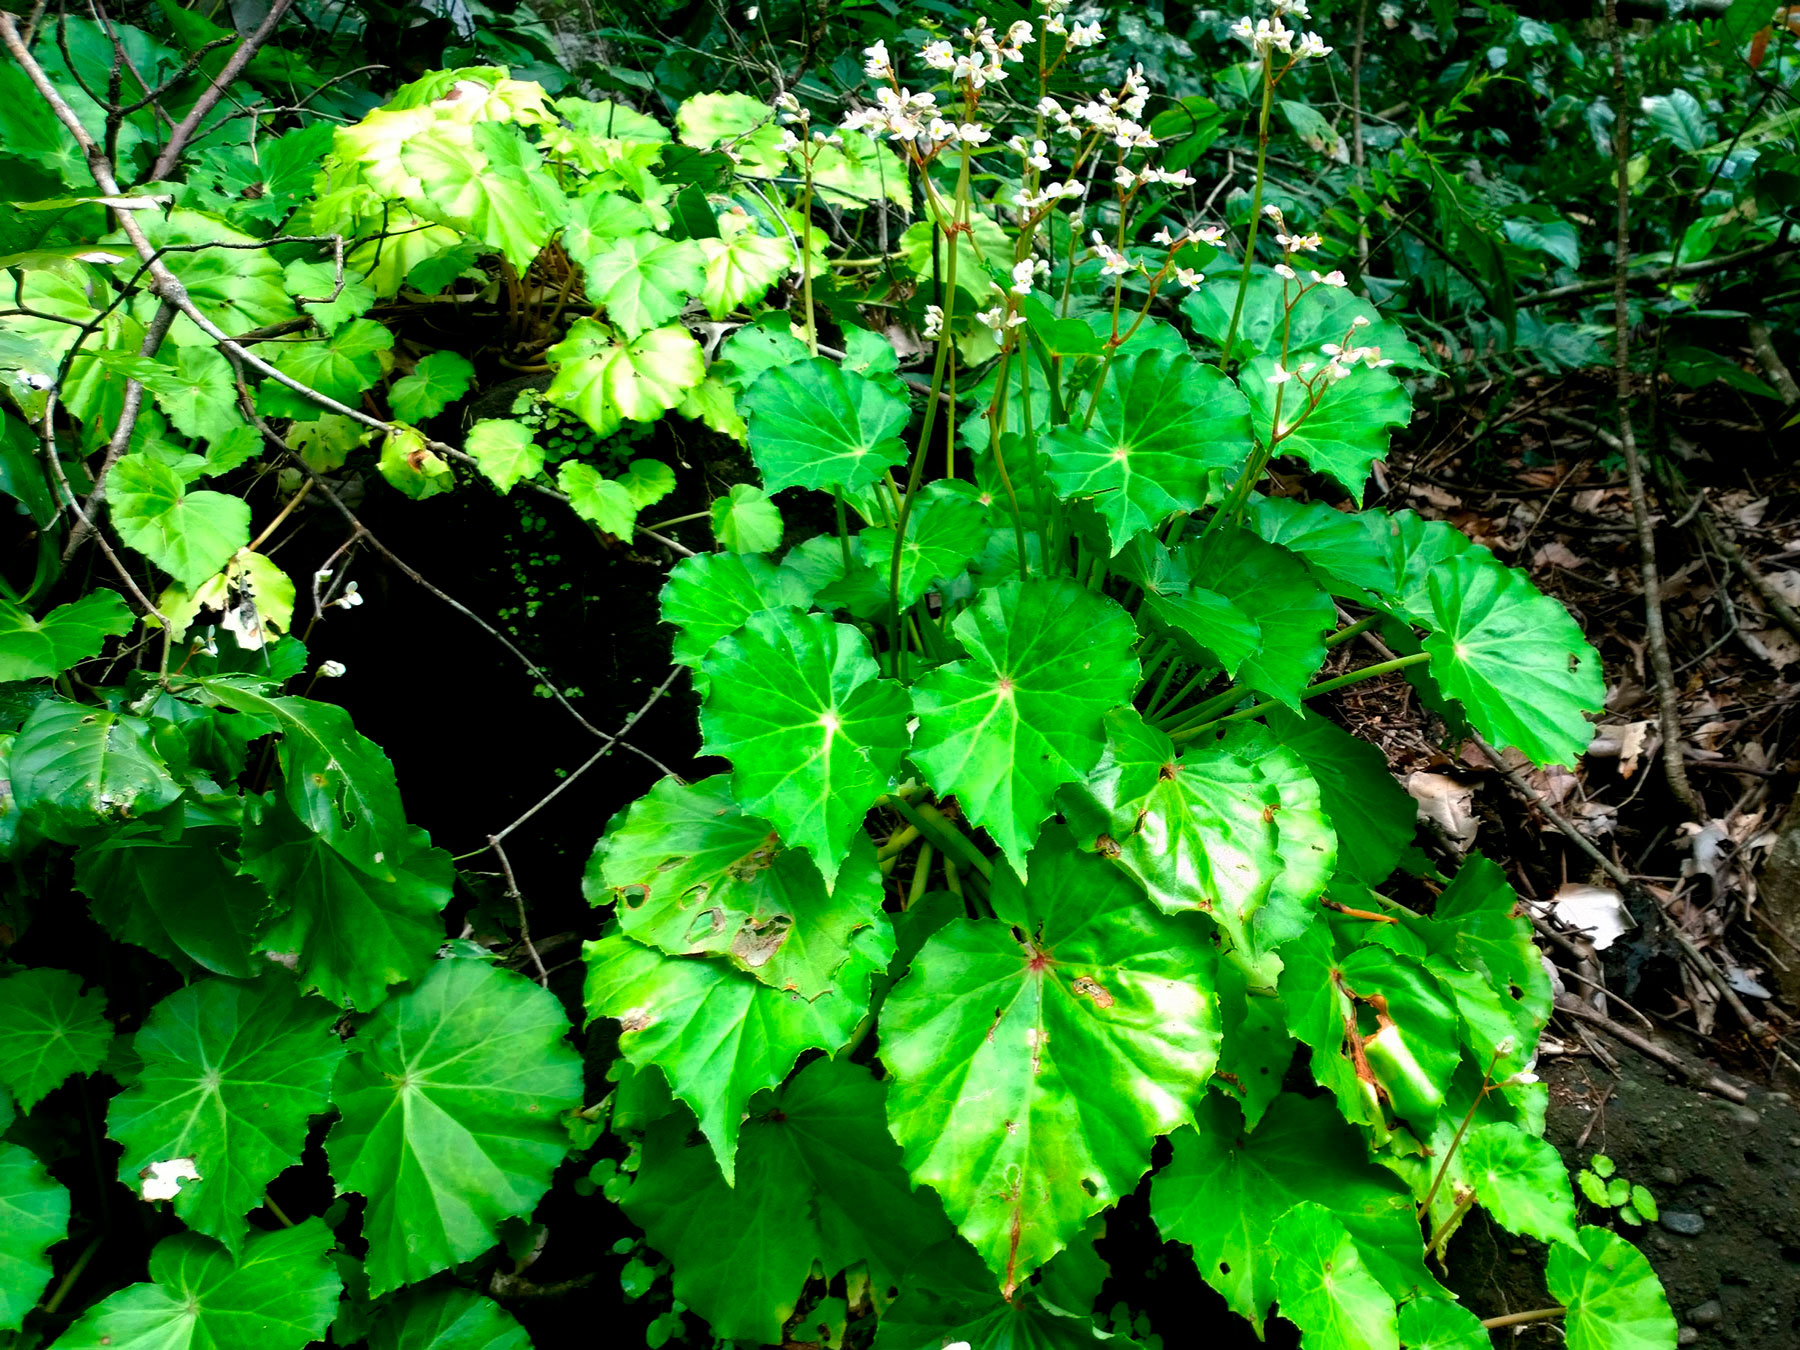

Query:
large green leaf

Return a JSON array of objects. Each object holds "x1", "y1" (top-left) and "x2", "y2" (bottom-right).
[
  {"x1": 911, "y1": 578, "x2": 1139, "y2": 878},
  {"x1": 240, "y1": 803, "x2": 453, "y2": 1011},
  {"x1": 582, "y1": 233, "x2": 705, "y2": 337},
  {"x1": 326, "y1": 959, "x2": 583, "y2": 1296},
  {"x1": 402, "y1": 121, "x2": 565, "y2": 271},
  {"x1": 622, "y1": 1058, "x2": 957, "y2": 1343},
  {"x1": 1397, "y1": 1299, "x2": 1489, "y2": 1350},
  {"x1": 582, "y1": 927, "x2": 884, "y2": 1181},
  {"x1": 9, "y1": 701, "x2": 181, "y2": 839},
  {"x1": 75, "y1": 829, "x2": 273, "y2": 978},
  {"x1": 1060, "y1": 712, "x2": 1331, "y2": 964},
  {"x1": 366, "y1": 1289, "x2": 530, "y2": 1350},
  {"x1": 545, "y1": 320, "x2": 705, "y2": 437},
  {"x1": 871, "y1": 1239, "x2": 1119, "y2": 1350},
  {"x1": 0, "y1": 592, "x2": 133, "y2": 681},
  {"x1": 1461, "y1": 1122, "x2": 1580, "y2": 1248},
  {"x1": 697, "y1": 230, "x2": 793, "y2": 320},
  {"x1": 657, "y1": 552, "x2": 809, "y2": 671},
  {"x1": 108, "y1": 454, "x2": 251, "y2": 589},
  {"x1": 1117, "y1": 538, "x2": 1261, "y2": 677},
  {"x1": 53, "y1": 1219, "x2": 341, "y2": 1350},
  {"x1": 1184, "y1": 272, "x2": 1420, "y2": 369},
  {"x1": 880, "y1": 830, "x2": 1221, "y2": 1293},
  {"x1": 197, "y1": 680, "x2": 413, "y2": 869},
  {"x1": 700, "y1": 610, "x2": 910, "y2": 880},
  {"x1": 741, "y1": 358, "x2": 911, "y2": 495},
  {"x1": 107, "y1": 209, "x2": 296, "y2": 347},
  {"x1": 269, "y1": 319, "x2": 394, "y2": 410},
  {"x1": 1241, "y1": 358, "x2": 1412, "y2": 505},
  {"x1": 1186, "y1": 527, "x2": 1333, "y2": 708},
  {"x1": 0, "y1": 1142, "x2": 68, "y2": 1330},
  {"x1": 1547, "y1": 1227, "x2": 1677, "y2": 1350},
  {"x1": 587, "y1": 775, "x2": 892, "y2": 998},
  {"x1": 1043, "y1": 350, "x2": 1251, "y2": 553},
  {"x1": 1262, "y1": 707, "x2": 1412, "y2": 886},
  {"x1": 0, "y1": 968, "x2": 111, "y2": 1112},
  {"x1": 107, "y1": 975, "x2": 343, "y2": 1252},
  {"x1": 1420, "y1": 555, "x2": 1603, "y2": 766},
  {"x1": 860, "y1": 484, "x2": 988, "y2": 608},
  {"x1": 1150, "y1": 1093, "x2": 1426, "y2": 1334},
  {"x1": 1268, "y1": 1203, "x2": 1399, "y2": 1350},
  {"x1": 711, "y1": 483, "x2": 784, "y2": 553}
]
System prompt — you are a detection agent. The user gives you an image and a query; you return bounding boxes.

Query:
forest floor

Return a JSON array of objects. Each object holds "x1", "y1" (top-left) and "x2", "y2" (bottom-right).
[{"x1": 1368, "y1": 368, "x2": 1800, "y2": 1346}]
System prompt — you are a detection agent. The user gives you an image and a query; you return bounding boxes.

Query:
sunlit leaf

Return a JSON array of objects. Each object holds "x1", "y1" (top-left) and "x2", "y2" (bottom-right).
[
  {"x1": 881, "y1": 829, "x2": 1221, "y2": 1293},
  {"x1": 742, "y1": 358, "x2": 911, "y2": 495}
]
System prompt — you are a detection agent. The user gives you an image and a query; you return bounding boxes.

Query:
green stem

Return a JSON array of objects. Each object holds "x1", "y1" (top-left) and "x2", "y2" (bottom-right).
[
  {"x1": 882, "y1": 795, "x2": 993, "y2": 880},
  {"x1": 1325, "y1": 613, "x2": 1379, "y2": 648},
  {"x1": 1426, "y1": 1190, "x2": 1475, "y2": 1260},
  {"x1": 1220, "y1": 61, "x2": 1276, "y2": 364},
  {"x1": 907, "y1": 841, "x2": 935, "y2": 908},
  {"x1": 888, "y1": 153, "x2": 970, "y2": 680},
  {"x1": 1480, "y1": 1308, "x2": 1567, "y2": 1331},
  {"x1": 641, "y1": 509, "x2": 710, "y2": 532},
  {"x1": 834, "y1": 492, "x2": 854, "y2": 573},
  {"x1": 41, "y1": 1236, "x2": 102, "y2": 1316},
  {"x1": 1168, "y1": 653, "x2": 1429, "y2": 744},
  {"x1": 1145, "y1": 663, "x2": 1215, "y2": 721},
  {"x1": 799, "y1": 152, "x2": 818, "y2": 356}
]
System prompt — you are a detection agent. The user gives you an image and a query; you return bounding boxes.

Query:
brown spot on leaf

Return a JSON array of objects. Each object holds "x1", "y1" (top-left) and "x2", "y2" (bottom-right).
[
  {"x1": 618, "y1": 1007, "x2": 654, "y2": 1033},
  {"x1": 1095, "y1": 833, "x2": 1121, "y2": 859},
  {"x1": 1157, "y1": 761, "x2": 1179, "y2": 782},
  {"x1": 1072, "y1": 976, "x2": 1114, "y2": 1009}
]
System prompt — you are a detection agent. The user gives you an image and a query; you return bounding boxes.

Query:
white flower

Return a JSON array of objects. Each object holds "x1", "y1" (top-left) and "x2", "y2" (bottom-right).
[
  {"x1": 319, "y1": 660, "x2": 347, "y2": 678},
  {"x1": 1267, "y1": 362, "x2": 1293, "y2": 385},
  {"x1": 1007, "y1": 19, "x2": 1035, "y2": 45},
  {"x1": 141, "y1": 1157, "x2": 201, "y2": 1201},
  {"x1": 334, "y1": 580, "x2": 364, "y2": 609},
  {"x1": 1351, "y1": 313, "x2": 1371, "y2": 327},
  {"x1": 1152, "y1": 228, "x2": 1175, "y2": 246},
  {"x1": 1272, "y1": 0, "x2": 1311, "y2": 15},
  {"x1": 921, "y1": 39, "x2": 956, "y2": 69},
  {"x1": 1262, "y1": 203, "x2": 1286, "y2": 222},
  {"x1": 1313, "y1": 269, "x2": 1349, "y2": 287},
  {"x1": 1276, "y1": 231, "x2": 1323, "y2": 253},
  {"x1": 957, "y1": 122, "x2": 992, "y2": 145},
  {"x1": 1115, "y1": 166, "x2": 1137, "y2": 190},
  {"x1": 922, "y1": 304, "x2": 944, "y2": 339},
  {"x1": 1068, "y1": 20, "x2": 1104, "y2": 45},
  {"x1": 1176, "y1": 267, "x2": 1206, "y2": 287},
  {"x1": 744, "y1": 5, "x2": 758, "y2": 18},
  {"x1": 1293, "y1": 31, "x2": 1332, "y2": 59},
  {"x1": 975, "y1": 305, "x2": 1024, "y2": 330},
  {"x1": 864, "y1": 40, "x2": 892, "y2": 79},
  {"x1": 1190, "y1": 225, "x2": 1226, "y2": 246},
  {"x1": 1273, "y1": 263, "x2": 1297, "y2": 279},
  {"x1": 1011, "y1": 257, "x2": 1048, "y2": 295},
  {"x1": 776, "y1": 128, "x2": 801, "y2": 153}
]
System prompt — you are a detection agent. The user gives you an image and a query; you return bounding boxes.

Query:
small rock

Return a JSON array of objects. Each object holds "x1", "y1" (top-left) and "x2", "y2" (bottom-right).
[
  {"x1": 1789, "y1": 1135, "x2": 1800, "y2": 1148},
  {"x1": 1678, "y1": 1327, "x2": 1699, "y2": 1347},
  {"x1": 1726, "y1": 1104, "x2": 1763, "y2": 1130},
  {"x1": 1654, "y1": 1166, "x2": 1680, "y2": 1185},
  {"x1": 1690, "y1": 1301, "x2": 1724, "y2": 1328},
  {"x1": 1663, "y1": 1211, "x2": 1706, "y2": 1236}
]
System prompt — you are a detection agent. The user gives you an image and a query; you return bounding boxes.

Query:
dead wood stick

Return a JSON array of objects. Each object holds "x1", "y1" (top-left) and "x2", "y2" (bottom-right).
[{"x1": 1555, "y1": 995, "x2": 1748, "y2": 1103}]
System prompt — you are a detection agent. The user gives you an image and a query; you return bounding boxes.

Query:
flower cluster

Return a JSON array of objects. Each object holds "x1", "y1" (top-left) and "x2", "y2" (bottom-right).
[{"x1": 1228, "y1": 0, "x2": 1332, "y2": 61}]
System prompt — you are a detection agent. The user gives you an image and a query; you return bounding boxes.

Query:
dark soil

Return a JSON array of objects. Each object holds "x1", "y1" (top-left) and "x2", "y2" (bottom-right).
[{"x1": 1440, "y1": 1057, "x2": 1800, "y2": 1346}]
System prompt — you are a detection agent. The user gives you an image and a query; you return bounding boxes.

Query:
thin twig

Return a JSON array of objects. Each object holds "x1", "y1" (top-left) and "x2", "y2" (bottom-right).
[
  {"x1": 1515, "y1": 234, "x2": 1800, "y2": 308},
  {"x1": 1605, "y1": 0, "x2": 1696, "y2": 812},
  {"x1": 1554, "y1": 995, "x2": 1748, "y2": 1103},
  {"x1": 149, "y1": 0, "x2": 297, "y2": 179},
  {"x1": 488, "y1": 836, "x2": 548, "y2": 985}
]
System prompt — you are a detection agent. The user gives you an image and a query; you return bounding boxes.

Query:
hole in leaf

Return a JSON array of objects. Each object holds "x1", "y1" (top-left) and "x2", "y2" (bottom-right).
[{"x1": 1081, "y1": 1178, "x2": 1098, "y2": 1197}]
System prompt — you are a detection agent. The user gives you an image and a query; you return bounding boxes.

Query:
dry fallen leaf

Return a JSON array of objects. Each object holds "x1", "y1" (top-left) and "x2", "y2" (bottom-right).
[
  {"x1": 1548, "y1": 882, "x2": 1633, "y2": 951},
  {"x1": 1407, "y1": 771, "x2": 1479, "y2": 848},
  {"x1": 1532, "y1": 541, "x2": 1588, "y2": 570}
]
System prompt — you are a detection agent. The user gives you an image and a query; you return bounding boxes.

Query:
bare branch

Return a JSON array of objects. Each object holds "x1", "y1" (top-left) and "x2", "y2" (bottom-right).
[{"x1": 149, "y1": 0, "x2": 298, "y2": 180}]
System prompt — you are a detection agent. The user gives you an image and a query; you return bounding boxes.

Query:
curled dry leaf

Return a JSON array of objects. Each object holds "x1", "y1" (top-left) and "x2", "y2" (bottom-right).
[
  {"x1": 1546, "y1": 883, "x2": 1633, "y2": 952},
  {"x1": 1405, "y1": 771, "x2": 1478, "y2": 848}
]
